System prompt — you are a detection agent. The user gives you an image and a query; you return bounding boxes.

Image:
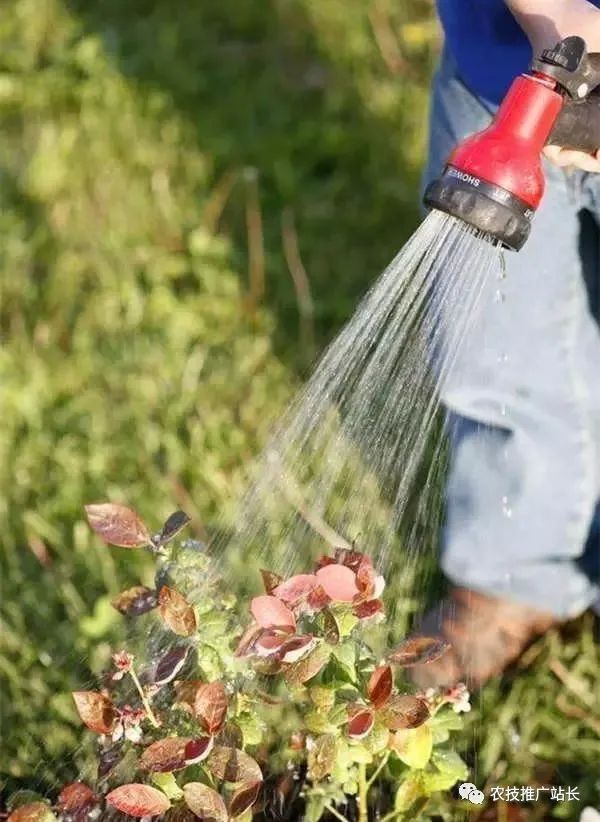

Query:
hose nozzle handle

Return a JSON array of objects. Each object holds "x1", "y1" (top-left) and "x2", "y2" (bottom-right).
[
  {"x1": 547, "y1": 86, "x2": 600, "y2": 154},
  {"x1": 535, "y1": 37, "x2": 600, "y2": 154}
]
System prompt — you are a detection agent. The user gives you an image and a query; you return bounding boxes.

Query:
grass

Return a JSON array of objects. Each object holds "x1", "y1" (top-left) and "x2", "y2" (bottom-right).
[{"x1": 0, "y1": 0, "x2": 598, "y2": 818}]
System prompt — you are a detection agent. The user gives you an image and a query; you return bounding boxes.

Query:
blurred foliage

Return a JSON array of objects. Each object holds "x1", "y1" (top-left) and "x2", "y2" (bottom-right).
[
  {"x1": 0, "y1": 0, "x2": 434, "y2": 795},
  {"x1": 0, "y1": 1, "x2": 597, "y2": 819}
]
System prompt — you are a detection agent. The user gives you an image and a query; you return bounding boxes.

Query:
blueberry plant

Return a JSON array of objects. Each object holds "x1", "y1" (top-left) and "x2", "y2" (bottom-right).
[{"x1": 6, "y1": 504, "x2": 470, "y2": 822}]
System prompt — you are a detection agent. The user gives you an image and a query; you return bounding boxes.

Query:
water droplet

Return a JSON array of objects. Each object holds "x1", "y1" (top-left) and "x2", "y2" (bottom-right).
[
  {"x1": 497, "y1": 352, "x2": 509, "y2": 364},
  {"x1": 498, "y1": 253, "x2": 507, "y2": 280},
  {"x1": 500, "y1": 403, "x2": 507, "y2": 417},
  {"x1": 502, "y1": 496, "x2": 513, "y2": 518},
  {"x1": 494, "y1": 289, "x2": 505, "y2": 304}
]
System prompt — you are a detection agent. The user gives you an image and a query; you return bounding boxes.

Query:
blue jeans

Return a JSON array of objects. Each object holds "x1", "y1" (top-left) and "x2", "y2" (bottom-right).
[{"x1": 424, "y1": 50, "x2": 600, "y2": 618}]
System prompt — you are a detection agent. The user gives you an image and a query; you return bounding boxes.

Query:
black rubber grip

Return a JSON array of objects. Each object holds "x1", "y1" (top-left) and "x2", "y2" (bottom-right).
[{"x1": 548, "y1": 90, "x2": 600, "y2": 153}]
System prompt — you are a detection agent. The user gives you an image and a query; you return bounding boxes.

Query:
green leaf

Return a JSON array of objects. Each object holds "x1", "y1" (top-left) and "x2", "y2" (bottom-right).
[
  {"x1": 420, "y1": 770, "x2": 462, "y2": 793},
  {"x1": 304, "y1": 710, "x2": 335, "y2": 736},
  {"x1": 151, "y1": 773, "x2": 184, "y2": 801},
  {"x1": 346, "y1": 743, "x2": 373, "y2": 764},
  {"x1": 428, "y1": 710, "x2": 463, "y2": 745},
  {"x1": 328, "y1": 703, "x2": 349, "y2": 727},
  {"x1": 362, "y1": 722, "x2": 390, "y2": 755},
  {"x1": 305, "y1": 794, "x2": 328, "y2": 822},
  {"x1": 395, "y1": 773, "x2": 425, "y2": 813},
  {"x1": 333, "y1": 609, "x2": 359, "y2": 638},
  {"x1": 391, "y1": 724, "x2": 433, "y2": 769},
  {"x1": 431, "y1": 749, "x2": 468, "y2": 781},
  {"x1": 309, "y1": 686, "x2": 335, "y2": 712},
  {"x1": 330, "y1": 642, "x2": 356, "y2": 682},
  {"x1": 235, "y1": 712, "x2": 266, "y2": 747}
]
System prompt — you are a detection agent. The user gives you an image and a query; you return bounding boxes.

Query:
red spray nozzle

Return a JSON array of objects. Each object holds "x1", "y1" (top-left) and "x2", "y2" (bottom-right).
[{"x1": 424, "y1": 36, "x2": 600, "y2": 250}]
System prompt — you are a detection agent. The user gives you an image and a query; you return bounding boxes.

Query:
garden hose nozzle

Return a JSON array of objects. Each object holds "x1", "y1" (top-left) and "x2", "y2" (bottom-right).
[{"x1": 424, "y1": 36, "x2": 600, "y2": 250}]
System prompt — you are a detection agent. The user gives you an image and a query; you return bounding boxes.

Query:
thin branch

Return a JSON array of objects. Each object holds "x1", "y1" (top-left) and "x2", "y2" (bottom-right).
[
  {"x1": 245, "y1": 168, "x2": 265, "y2": 311},
  {"x1": 367, "y1": 751, "x2": 390, "y2": 789},
  {"x1": 368, "y1": 2, "x2": 412, "y2": 77},
  {"x1": 129, "y1": 665, "x2": 160, "y2": 728},
  {"x1": 281, "y1": 207, "x2": 315, "y2": 354},
  {"x1": 203, "y1": 169, "x2": 237, "y2": 234},
  {"x1": 268, "y1": 453, "x2": 352, "y2": 549},
  {"x1": 325, "y1": 803, "x2": 352, "y2": 822}
]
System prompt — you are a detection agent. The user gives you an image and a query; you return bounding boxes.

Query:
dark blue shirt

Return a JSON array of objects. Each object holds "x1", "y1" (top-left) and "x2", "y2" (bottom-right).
[{"x1": 437, "y1": 0, "x2": 600, "y2": 104}]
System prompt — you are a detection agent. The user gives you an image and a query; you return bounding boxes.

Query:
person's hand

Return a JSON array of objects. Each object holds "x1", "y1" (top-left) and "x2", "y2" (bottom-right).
[{"x1": 543, "y1": 144, "x2": 600, "y2": 172}]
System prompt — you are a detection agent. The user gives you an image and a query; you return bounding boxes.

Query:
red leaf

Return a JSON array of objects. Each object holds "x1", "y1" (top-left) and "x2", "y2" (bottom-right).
[
  {"x1": 368, "y1": 665, "x2": 393, "y2": 709},
  {"x1": 229, "y1": 781, "x2": 261, "y2": 817},
  {"x1": 57, "y1": 783, "x2": 97, "y2": 814},
  {"x1": 111, "y1": 586, "x2": 158, "y2": 616},
  {"x1": 183, "y1": 783, "x2": 228, "y2": 822},
  {"x1": 72, "y1": 691, "x2": 116, "y2": 735},
  {"x1": 355, "y1": 556, "x2": 376, "y2": 597},
  {"x1": 184, "y1": 736, "x2": 214, "y2": 764},
  {"x1": 314, "y1": 555, "x2": 336, "y2": 570},
  {"x1": 194, "y1": 681, "x2": 229, "y2": 735},
  {"x1": 272, "y1": 574, "x2": 318, "y2": 606},
  {"x1": 353, "y1": 599, "x2": 383, "y2": 620},
  {"x1": 157, "y1": 511, "x2": 191, "y2": 546},
  {"x1": 106, "y1": 784, "x2": 170, "y2": 817},
  {"x1": 140, "y1": 737, "x2": 190, "y2": 772},
  {"x1": 388, "y1": 636, "x2": 451, "y2": 667},
  {"x1": 315, "y1": 565, "x2": 359, "y2": 602},
  {"x1": 380, "y1": 695, "x2": 430, "y2": 730},
  {"x1": 334, "y1": 548, "x2": 365, "y2": 571},
  {"x1": 307, "y1": 583, "x2": 331, "y2": 612},
  {"x1": 254, "y1": 631, "x2": 290, "y2": 657},
  {"x1": 260, "y1": 569, "x2": 284, "y2": 594},
  {"x1": 207, "y1": 746, "x2": 263, "y2": 783},
  {"x1": 155, "y1": 645, "x2": 191, "y2": 685},
  {"x1": 158, "y1": 586, "x2": 197, "y2": 636},
  {"x1": 347, "y1": 706, "x2": 375, "y2": 739},
  {"x1": 235, "y1": 623, "x2": 264, "y2": 657},
  {"x1": 7, "y1": 804, "x2": 56, "y2": 822},
  {"x1": 84, "y1": 503, "x2": 150, "y2": 548},
  {"x1": 279, "y1": 635, "x2": 315, "y2": 663},
  {"x1": 250, "y1": 595, "x2": 296, "y2": 631}
]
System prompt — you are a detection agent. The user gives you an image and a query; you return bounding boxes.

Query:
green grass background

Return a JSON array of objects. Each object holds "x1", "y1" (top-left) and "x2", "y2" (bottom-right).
[{"x1": 0, "y1": 0, "x2": 598, "y2": 817}]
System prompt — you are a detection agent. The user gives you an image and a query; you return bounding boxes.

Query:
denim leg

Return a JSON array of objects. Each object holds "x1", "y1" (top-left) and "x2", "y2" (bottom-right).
[{"x1": 425, "y1": 51, "x2": 600, "y2": 618}]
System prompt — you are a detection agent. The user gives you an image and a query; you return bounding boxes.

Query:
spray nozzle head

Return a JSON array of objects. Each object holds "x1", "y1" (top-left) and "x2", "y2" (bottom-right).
[{"x1": 424, "y1": 37, "x2": 600, "y2": 251}]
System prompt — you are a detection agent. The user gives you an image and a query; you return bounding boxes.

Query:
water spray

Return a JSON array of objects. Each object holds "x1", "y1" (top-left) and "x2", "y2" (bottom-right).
[{"x1": 424, "y1": 36, "x2": 600, "y2": 250}]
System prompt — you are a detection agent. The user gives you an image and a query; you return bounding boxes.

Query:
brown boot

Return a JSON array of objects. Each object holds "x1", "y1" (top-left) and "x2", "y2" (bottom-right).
[{"x1": 409, "y1": 587, "x2": 558, "y2": 689}]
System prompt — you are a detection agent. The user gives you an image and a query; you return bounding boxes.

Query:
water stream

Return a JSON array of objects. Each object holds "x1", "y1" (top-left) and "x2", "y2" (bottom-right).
[{"x1": 208, "y1": 210, "x2": 504, "y2": 631}]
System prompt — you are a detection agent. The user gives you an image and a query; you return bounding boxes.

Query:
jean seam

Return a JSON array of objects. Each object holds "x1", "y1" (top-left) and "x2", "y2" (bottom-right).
[{"x1": 564, "y1": 248, "x2": 598, "y2": 601}]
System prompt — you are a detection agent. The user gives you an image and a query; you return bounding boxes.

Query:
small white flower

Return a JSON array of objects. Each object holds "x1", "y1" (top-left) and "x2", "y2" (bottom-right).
[{"x1": 125, "y1": 724, "x2": 143, "y2": 743}]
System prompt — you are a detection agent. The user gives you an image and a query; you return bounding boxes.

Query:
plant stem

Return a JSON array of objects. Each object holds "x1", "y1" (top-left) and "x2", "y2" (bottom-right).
[
  {"x1": 129, "y1": 665, "x2": 160, "y2": 728},
  {"x1": 358, "y1": 761, "x2": 368, "y2": 822},
  {"x1": 367, "y1": 751, "x2": 390, "y2": 789},
  {"x1": 325, "y1": 804, "x2": 351, "y2": 822}
]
